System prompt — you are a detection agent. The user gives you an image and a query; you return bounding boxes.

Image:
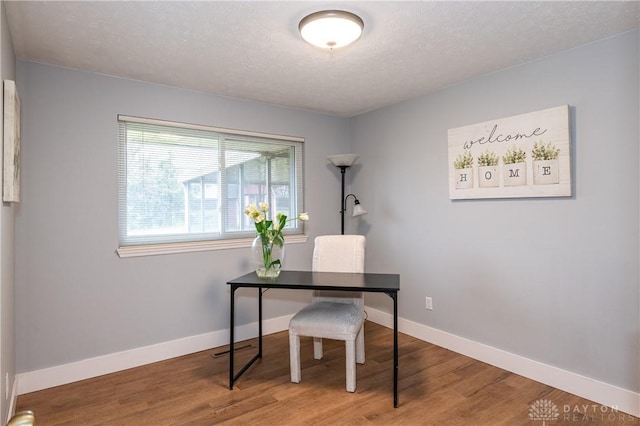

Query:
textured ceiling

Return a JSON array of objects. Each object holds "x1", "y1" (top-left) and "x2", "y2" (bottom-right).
[{"x1": 4, "y1": 1, "x2": 640, "y2": 117}]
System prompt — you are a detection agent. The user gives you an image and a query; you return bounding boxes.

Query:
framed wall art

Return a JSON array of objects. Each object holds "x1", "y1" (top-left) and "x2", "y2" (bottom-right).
[
  {"x1": 448, "y1": 105, "x2": 571, "y2": 200},
  {"x1": 3, "y1": 79, "x2": 20, "y2": 203}
]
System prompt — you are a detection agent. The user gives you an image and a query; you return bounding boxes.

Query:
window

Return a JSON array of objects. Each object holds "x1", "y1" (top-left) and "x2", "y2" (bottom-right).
[{"x1": 117, "y1": 115, "x2": 305, "y2": 257}]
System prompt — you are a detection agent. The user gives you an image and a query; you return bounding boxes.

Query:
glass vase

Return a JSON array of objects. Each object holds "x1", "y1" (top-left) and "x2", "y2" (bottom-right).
[{"x1": 251, "y1": 235, "x2": 285, "y2": 278}]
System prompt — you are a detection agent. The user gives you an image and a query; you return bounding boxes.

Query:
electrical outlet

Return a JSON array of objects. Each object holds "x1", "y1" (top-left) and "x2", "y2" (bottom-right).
[{"x1": 425, "y1": 296, "x2": 433, "y2": 310}]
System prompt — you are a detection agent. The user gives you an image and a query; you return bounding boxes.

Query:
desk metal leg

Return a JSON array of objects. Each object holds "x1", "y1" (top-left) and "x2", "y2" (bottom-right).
[
  {"x1": 229, "y1": 285, "x2": 236, "y2": 389},
  {"x1": 258, "y1": 287, "x2": 263, "y2": 357},
  {"x1": 392, "y1": 291, "x2": 398, "y2": 408},
  {"x1": 229, "y1": 286, "x2": 264, "y2": 389},
  {"x1": 385, "y1": 290, "x2": 399, "y2": 408}
]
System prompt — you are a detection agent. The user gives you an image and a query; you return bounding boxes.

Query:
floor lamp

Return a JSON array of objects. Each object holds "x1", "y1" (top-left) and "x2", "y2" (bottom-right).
[{"x1": 328, "y1": 154, "x2": 367, "y2": 234}]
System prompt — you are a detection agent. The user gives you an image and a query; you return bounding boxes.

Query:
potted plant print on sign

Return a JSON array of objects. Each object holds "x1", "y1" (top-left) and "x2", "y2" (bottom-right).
[
  {"x1": 453, "y1": 150, "x2": 474, "y2": 189},
  {"x1": 502, "y1": 146, "x2": 527, "y2": 187},
  {"x1": 477, "y1": 150, "x2": 499, "y2": 188},
  {"x1": 532, "y1": 142, "x2": 560, "y2": 185}
]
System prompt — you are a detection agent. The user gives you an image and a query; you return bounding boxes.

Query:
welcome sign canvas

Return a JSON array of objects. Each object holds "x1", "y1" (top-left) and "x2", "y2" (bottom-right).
[{"x1": 448, "y1": 105, "x2": 572, "y2": 200}]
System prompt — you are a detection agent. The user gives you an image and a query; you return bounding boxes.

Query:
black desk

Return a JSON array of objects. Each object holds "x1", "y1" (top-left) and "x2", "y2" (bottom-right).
[{"x1": 227, "y1": 270, "x2": 401, "y2": 407}]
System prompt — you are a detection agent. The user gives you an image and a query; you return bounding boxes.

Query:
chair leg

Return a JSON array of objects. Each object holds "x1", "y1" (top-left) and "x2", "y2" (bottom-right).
[
  {"x1": 313, "y1": 337, "x2": 323, "y2": 360},
  {"x1": 289, "y1": 332, "x2": 301, "y2": 383},
  {"x1": 356, "y1": 325, "x2": 365, "y2": 364},
  {"x1": 345, "y1": 339, "x2": 356, "y2": 392}
]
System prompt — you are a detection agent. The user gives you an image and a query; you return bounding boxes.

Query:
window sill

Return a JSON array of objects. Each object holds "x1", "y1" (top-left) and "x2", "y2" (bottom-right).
[{"x1": 116, "y1": 234, "x2": 309, "y2": 258}]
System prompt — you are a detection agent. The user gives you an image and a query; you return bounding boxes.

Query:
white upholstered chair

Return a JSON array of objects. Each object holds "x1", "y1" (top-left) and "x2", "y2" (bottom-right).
[{"x1": 288, "y1": 235, "x2": 366, "y2": 392}]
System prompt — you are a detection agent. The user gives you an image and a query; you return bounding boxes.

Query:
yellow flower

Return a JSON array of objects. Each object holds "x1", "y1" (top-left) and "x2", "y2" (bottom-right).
[
  {"x1": 298, "y1": 212, "x2": 309, "y2": 221},
  {"x1": 254, "y1": 212, "x2": 265, "y2": 223},
  {"x1": 243, "y1": 203, "x2": 258, "y2": 216}
]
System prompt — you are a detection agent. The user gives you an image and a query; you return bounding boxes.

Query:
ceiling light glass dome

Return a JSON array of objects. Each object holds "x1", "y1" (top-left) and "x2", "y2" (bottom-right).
[{"x1": 299, "y1": 10, "x2": 364, "y2": 49}]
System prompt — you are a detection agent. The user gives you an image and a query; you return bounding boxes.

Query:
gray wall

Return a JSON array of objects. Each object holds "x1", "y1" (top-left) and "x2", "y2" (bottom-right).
[
  {"x1": 0, "y1": 1, "x2": 16, "y2": 422},
  {"x1": 15, "y1": 61, "x2": 351, "y2": 372},
  {"x1": 351, "y1": 30, "x2": 639, "y2": 392}
]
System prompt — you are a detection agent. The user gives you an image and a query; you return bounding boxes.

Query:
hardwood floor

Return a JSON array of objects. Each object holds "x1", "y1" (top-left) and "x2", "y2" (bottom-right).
[{"x1": 16, "y1": 322, "x2": 638, "y2": 425}]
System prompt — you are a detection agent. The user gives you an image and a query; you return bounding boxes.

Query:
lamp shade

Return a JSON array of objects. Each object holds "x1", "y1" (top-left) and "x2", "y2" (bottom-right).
[
  {"x1": 328, "y1": 153, "x2": 359, "y2": 167},
  {"x1": 352, "y1": 200, "x2": 367, "y2": 217},
  {"x1": 299, "y1": 10, "x2": 364, "y2": 49}
]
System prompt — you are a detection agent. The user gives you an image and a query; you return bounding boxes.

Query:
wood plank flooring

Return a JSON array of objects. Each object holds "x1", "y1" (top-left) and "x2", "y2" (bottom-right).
[{"x1": 16, "y1": 322, "x2": 638, "y2": 425}]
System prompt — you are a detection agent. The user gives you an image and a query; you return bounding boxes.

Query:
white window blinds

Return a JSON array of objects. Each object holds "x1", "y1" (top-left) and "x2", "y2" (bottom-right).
[{"x1": 117, "y1": 115, "x2": 305, "y2": 250}]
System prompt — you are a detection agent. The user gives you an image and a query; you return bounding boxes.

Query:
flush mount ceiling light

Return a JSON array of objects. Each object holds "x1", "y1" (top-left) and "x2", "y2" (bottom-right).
[{"x1": 299, "y1": 10, "x2": 364, "y2": 49}]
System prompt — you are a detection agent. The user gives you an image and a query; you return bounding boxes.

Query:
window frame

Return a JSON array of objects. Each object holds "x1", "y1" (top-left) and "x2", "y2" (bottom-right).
[{"x1": 116, "y1": 115, "x2": 307, "y2": 258}]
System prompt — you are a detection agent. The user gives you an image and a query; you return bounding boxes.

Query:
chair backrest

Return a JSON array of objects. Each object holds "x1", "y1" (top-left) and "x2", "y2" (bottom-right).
[
  {"x1": 312, "y1": 235, "x2": 365, "y2": 273},
  {"x1": 312, "y1": 235, "x2": 365, "y2": 304}
]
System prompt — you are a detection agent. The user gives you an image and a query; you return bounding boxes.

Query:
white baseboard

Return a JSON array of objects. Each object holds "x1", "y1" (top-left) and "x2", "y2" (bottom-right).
[
  {"x1": 16, "y1": 308, "x2": 639, "y2": 418},
  {"x1": 16, "y1": 314, "x2": 293, "y2": 396},
  {"x1": 6, "y1": 378, "x2": 18, "y2": 425},
  {"x1": 366, "y1": 307, "x2": 640, "y2": 418}
]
